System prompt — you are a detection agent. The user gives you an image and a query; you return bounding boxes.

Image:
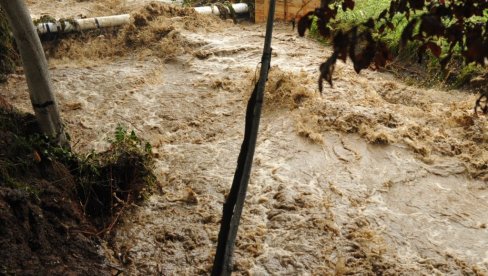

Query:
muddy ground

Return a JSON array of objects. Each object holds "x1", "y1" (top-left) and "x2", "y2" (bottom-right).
[
  {"x1": 0, "y1": 98, "x2": 110, "y2": 275},
  {"x1": 2, "y1": 1, "x2": 488, "y2": 274}
]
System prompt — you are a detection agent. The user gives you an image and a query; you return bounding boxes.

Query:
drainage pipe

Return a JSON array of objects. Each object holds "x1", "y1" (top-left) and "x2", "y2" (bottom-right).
[
  {"x1": 36, "y1": 14, "x2": 131, "y2": 35},
  {"x1": 35, "y1": 3, "x2": 250, "y2": 35},
  {"x1": 194, "y1": 3, "x2": 249, "y2": 16}
]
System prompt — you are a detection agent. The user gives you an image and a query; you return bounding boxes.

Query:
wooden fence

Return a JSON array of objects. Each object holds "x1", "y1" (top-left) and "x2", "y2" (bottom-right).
[{"x1": 254, "y1": 0, "x2": 320, "y2": 23}]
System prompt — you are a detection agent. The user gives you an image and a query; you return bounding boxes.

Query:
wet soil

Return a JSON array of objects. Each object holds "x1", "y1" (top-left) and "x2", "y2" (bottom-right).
[
  {"x1": 0, "y1": 99, "x2": 109, "y2": 275},
  {"x1": 2, "y1": 1, "x2": 488, "y2": 274}
]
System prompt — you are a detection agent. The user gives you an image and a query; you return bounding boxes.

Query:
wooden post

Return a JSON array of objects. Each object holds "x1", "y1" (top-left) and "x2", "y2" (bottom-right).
[{"x1": 0, "y1": 0, "x2": 68, "y2": 147}]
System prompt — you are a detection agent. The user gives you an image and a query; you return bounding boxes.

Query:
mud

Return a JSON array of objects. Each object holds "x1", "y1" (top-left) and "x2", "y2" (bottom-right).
[
  {"x1": 2, "y1": 1, "x2": 488, "y2": 274},
  {"x1": 0, "y1": 100, "x2": 109, "y2": 275}
]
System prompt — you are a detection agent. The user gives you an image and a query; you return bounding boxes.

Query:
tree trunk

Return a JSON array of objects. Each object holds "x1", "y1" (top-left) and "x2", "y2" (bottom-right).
[{"x1": 0, "y1": 0, "x2": 68, "y2": 147}]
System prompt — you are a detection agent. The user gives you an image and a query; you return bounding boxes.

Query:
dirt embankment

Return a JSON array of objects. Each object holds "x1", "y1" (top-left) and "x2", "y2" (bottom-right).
[
  {"x1": 1, "y1": 1, "x2": 488, "y2": 275},
  {"x1": 0, "y1": 98, "x2": 109, "y2": 275},
  {"x1": 0, "y1": 96, "x2": 153, "y2": 274}
]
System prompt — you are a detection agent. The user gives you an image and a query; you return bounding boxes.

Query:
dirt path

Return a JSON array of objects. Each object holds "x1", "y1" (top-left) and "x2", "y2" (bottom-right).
[{"x1": 2, "y1": 1, "x2": 488, "y2": 274}]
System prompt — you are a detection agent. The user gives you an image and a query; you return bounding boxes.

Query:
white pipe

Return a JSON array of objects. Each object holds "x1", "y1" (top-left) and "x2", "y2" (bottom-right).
[
  {"x1": 194, "y1": 5, "x2": 220, "y2": 15},
  {"x1": 36, "y1": 14, "x2": 131, "y2": 35},
  {"x1": 35, "y1": 3, "x2": 249, "y2": 35},
  {"x1": 194, "y1": 3, "x2": 249, "y2": 16},
  {"x1": 230, "y1": 3, "x2": 250, "y2": 14}
]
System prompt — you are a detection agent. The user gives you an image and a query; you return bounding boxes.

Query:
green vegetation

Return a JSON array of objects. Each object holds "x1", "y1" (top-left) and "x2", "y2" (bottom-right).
[
  {"x1": 0, "y1": 102, "x2": 151, "y2": 271},
  {"x1": 71, "y1": 124, "x2": 155, "y2": 226},
  {"x1": 310, "y1": 0, "x2": 405, "y2": 53},
  {"x1": 0, "y1": 101, "x2": 156, "y2": 230},
  {"x1": 309, "y1": 0, "x2": 487, "y2": 89},
  {"x1": 334, "y1": 0, "x2": 391, "y2": 29}
]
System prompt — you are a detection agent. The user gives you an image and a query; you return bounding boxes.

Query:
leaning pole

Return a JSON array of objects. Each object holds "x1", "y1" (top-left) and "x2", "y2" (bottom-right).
[
  {"x1": 0, "y1": 0, "x2": 68, "y2": 147},
  {"x1": 211, "y1": 0, "x2": 276, "y2": 274}
]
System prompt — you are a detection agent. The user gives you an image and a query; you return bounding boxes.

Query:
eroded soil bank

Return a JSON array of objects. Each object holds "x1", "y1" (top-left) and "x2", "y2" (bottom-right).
[
  {"x1": 0, "y1": 99, "x2": 109, "y2": 275},
  {"x1": 1, "y1": 1, "x2": 487, "y2": 274}
]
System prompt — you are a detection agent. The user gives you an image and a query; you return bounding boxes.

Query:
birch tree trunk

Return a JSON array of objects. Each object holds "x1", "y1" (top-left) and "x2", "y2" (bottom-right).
[{"x1": 0, "y1": 0, "x2": 68, "y2": 147}]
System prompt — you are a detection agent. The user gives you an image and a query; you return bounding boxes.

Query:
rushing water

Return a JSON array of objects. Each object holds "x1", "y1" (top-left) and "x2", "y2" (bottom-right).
[{"x1": 4, "y1": 1, "x2": 488, "y2": 274}]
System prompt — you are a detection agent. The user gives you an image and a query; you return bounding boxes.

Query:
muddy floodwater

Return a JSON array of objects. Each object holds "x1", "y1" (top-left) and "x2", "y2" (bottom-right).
[{"x1": 2, "y1": 1, "x2": 488, "y2": 274}]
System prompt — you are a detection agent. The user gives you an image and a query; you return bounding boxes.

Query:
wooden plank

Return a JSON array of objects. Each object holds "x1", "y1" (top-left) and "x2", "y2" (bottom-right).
[{"x1": 254, "y1": 0, "x2": 320, "y2": 22}]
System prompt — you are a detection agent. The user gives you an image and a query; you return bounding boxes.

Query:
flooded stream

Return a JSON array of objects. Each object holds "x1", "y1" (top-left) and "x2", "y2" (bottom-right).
[{"x1": 1, "y1": 1, "x2": 487, "y2": 274}]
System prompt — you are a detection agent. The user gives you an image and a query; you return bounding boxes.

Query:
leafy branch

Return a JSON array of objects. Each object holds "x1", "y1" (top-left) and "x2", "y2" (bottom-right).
[{"x1": 298, "y1": 0, "x2": 487, "y2": 112}]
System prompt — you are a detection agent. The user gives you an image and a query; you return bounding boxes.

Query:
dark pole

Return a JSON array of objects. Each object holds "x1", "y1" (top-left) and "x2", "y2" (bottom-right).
[{"x1": 211, "y1": 0, "x2": 276, "y2": 275}]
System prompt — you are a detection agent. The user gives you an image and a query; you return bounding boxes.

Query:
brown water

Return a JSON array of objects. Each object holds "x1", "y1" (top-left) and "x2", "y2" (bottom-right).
[{"x1": 2, "y1": 1, "x2": 487, "y2": 274}]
